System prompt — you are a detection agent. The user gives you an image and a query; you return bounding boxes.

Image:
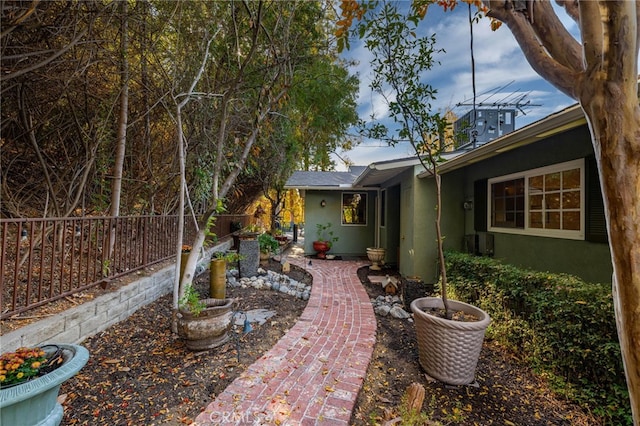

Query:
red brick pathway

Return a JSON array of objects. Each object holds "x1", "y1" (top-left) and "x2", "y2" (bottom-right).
[{"x1": 194, "y1": 258, "x2": 376, "y2": 425}]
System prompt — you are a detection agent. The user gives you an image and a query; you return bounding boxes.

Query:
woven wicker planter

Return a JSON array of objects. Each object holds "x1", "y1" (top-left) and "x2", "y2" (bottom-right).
[{"x1": 410, "y1": 297, "x2": 490, "y2": 385}]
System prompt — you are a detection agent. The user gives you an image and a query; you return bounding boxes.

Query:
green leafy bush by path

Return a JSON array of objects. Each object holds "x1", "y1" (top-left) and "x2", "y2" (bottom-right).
[{"x1": 443, "y1": 251, "x2": 631, "y2": 425}]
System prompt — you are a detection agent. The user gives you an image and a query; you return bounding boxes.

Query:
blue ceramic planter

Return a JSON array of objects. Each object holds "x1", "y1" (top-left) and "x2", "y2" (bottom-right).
[{"x1": 0, "y1": 344, "x2": 89, "y2": 426}]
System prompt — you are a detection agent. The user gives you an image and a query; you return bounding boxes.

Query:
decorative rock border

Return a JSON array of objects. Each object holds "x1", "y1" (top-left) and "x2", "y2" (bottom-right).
[
  {"x1": 371, "y1": 295, "x2": 412, "y2": 320},
  {"x1": 226, "y1": 268, "x2": 312, "y2": 301}
]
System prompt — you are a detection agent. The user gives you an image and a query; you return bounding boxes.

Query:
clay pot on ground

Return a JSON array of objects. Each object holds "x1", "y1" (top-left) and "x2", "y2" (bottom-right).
[
  {"x1": 177, "y1": 298, "x2": 235, "y2": 351},
  {"x1": 312, "y1": 241, "x2": 330, "y2": 259},
  {"x1": 410, "y1": 297, "x2": 490, "y2": 385}
]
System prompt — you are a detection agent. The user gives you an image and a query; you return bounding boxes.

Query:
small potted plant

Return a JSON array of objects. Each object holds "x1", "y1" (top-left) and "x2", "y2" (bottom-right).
[
  {"x1": 178, "y1": 283, "x2": 207, "y2": 316},
  {"x1": 313, "y1": 222, "x2": 339, "y2": 259},
  {"x1": 0, "y1": 344, "x2": 89, "y2": 425},
  {"x1": 272, "y1": 228, "x2": 289, "y2": 242},
  {"x1": 258, "y1": 233, "x2": 279, "y2": 264},
  {"x1": 238, "y1": 224, "x2": 261, "y2": 240},
  {"x1": 176, "y1": 283, "x2": 235, "y2": 351}
]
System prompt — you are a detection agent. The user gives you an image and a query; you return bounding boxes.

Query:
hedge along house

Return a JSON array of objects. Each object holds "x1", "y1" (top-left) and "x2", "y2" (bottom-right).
[{"x1": 286, "y1": 103, "x2": 612, "y2": 285}]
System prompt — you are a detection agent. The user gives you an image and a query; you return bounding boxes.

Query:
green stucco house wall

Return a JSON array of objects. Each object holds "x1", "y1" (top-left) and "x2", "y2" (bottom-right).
[{"x1": 286, "y1": 104, "x2": 613, "y2": 286}]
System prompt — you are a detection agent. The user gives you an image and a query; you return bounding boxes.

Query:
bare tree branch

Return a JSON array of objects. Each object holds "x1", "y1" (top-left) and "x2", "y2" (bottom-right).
[
  {"x1": 485, "y1": 1, "x2": 579, "y2": 98},
  {"x1": 578, "y1": 0, "x2": 604, "y2": 75},
  {"x1": 530, "y1": 1, "x2": 582, "y2": 72},
  {"x1": 0, "y1": 29, "x2": 87, "y2": 82}
]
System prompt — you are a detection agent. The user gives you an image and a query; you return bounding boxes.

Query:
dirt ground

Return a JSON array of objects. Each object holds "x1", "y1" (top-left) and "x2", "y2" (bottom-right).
[
  {"x1": 351, "y1": 266, "x2": 598, "y2": 426},
  {"x1": 57, "y1": 259, "x2": 308, "y2": 425},
  {"x1": 6, "y1": 258, "x2": 598, "y2": 425}
]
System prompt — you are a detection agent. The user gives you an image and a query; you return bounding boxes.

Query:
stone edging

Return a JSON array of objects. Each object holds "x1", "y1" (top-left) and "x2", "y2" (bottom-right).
[{"x1": 1, "y1": 242, "x2": 230, "y2": 351}]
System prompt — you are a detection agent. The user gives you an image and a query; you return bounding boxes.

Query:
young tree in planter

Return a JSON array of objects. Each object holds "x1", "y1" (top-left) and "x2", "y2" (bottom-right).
[
  {"x1": 339, "y1": 0, "x2": 639, "y2": 419},
  {"x1": 356, "y1": 2, "x2": 493, "y2": 388},
  {"x1": 357, "y1": 2, "x2": 454, "y2": 316}
]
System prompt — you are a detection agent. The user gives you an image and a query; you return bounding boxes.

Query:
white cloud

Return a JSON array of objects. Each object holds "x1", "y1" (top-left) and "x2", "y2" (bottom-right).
[{"x1": 333, "y1": 4, "x2": 580, "y2": 170}]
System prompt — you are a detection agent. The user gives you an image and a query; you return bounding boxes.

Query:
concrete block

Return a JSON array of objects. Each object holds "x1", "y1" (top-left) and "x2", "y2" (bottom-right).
[
  {"x1": 79, "y1": 311, "x2": 108, "y2": 337},
  {"x1": 155, "y1": 266, "x2": 175, "y2": 282},
  {"x1": 138, "y1": 276, "x2": 155, "y2": 292},
  {"x1": 106, "y1": 299, "x2": 129, "y2": 319},
  {"x1": 65, "y1": 304, "x2": 99, "y2": 329},
  {"x1": 1, "y1": 334, "x2": 23, "y2": 352},
  {"x1": 94, "y1": 292, "x2": 121, "y2": 315},
  {"x1": 119, "y1": 282, "x2": 140, "y2": 302},
  {"x1": 128, "y1": 292, "x2": 146, "y2": 311},
  {"x1": 46, "y1": 327, "x2": 81, "y2": 345},
  {"x1": 5, "y1": 320, "x2": 65, "y2": 350}
]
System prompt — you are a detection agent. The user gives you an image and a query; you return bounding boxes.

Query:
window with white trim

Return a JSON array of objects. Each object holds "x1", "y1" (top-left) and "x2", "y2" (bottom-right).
[{"x1": 488, "y1": 159, "x2": 584, "y2": 239}]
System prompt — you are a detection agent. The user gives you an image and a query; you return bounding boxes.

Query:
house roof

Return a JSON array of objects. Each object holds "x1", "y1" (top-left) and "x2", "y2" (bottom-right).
[
  {"x1": 285, "y1": 102, "x2": 586, "y2": 189},
  {"x1": 285, "y1": 166, "x2": 368, "y2": 189},
  {"x1": 419, "y1": 103, "x2": 585, "y2": 178},
  {"x1": 284, "y1": 157, "x2": 427, "y2": 190},
  {"x1": 352, "y1": 157, "x2": 423, "y2": 187}
]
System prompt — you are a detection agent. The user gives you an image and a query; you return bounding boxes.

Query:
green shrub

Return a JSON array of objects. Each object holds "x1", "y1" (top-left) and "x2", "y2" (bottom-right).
[
  {"x1": 258, "y1": 232, "x2": 280, "y2": 254},
  {"x1": 444, "y1": 251, "x2": 630, "y2": 425}
]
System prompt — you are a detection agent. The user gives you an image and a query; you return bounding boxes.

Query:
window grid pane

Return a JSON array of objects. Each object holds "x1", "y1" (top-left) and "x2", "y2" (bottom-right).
[
  {"x1": 526, "y1": 168, "x2": 581, "y2": 231},
  {"x1": 491, "y1": 178, "x2": 525, "y2": 228}
]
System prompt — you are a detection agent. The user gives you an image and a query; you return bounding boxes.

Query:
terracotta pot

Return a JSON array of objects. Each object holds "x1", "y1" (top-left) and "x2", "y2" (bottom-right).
[
  {"x1": 366, "y1": 247, "x2": 386, "y2": 270},
  {"x1": 177, "y1": 298, "x2": 234, "y2": 351},
  {"x1": 410, "y1": 297, "x2": 490, "y2": 385},
  {"x1": 312, "y1": 241, "x2": 330, "y2": 259}
]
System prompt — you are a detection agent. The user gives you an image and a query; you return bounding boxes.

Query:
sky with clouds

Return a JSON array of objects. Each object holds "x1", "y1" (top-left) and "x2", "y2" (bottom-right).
[{"x1": 333, "y1": 2, "x2": 580, "y2": 170}]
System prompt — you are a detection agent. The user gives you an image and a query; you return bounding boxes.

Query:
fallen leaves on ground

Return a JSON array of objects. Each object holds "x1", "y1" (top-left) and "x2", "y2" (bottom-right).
[
  {"x1": 60, "y1": 260, "x2": 308, "y2": 425},
  {"x1": 55, "y1": 260, "x2": 598, "y2": 425},
  {"x1": 350, "y1": 266, "x2": 600, "y2": 426}
]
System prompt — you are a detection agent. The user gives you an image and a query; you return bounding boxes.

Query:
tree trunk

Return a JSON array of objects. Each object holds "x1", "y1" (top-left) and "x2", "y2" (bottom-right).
[
  {"x1": 108, "y1": 0, "x2": 129, "y2": 256},
  {"x1": 580, "y1": 85, "x2": 640, "y2": 420}
]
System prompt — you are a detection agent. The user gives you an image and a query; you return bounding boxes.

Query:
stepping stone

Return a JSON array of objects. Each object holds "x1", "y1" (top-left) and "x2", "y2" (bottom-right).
[
  {"x1": 235, "y1": 308, "x2": 276, "y2": 326},
  {"x1": 368, "y1": 276, "x2": 387, "y2": 285}
]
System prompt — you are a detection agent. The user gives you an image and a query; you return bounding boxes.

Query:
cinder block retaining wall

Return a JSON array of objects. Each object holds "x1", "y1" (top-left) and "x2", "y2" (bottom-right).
[{"x1": 1, "y1": 242, "x2": 230, "y2": 352}]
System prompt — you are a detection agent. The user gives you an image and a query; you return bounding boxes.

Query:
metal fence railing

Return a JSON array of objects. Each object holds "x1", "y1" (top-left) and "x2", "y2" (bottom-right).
[{"x1": 0, "y1": 214, "x2": 250, "y2": 320}]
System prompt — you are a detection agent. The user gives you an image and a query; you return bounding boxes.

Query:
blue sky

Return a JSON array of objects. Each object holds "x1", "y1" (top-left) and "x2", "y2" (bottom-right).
[{"x1": 333, "y1": 2, "x2": 579, "y2": 170}]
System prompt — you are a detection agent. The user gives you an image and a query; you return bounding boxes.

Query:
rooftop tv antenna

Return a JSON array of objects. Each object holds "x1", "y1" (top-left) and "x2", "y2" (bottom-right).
[
  {"x1": 457, "y1": 5, "x2": 540, "y2": 148},
  {"x1": 455, "y1": 83, "x2": 541, "y2": 116}
]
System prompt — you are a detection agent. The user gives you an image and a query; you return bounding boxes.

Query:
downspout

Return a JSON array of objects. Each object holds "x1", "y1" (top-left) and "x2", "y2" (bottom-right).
[{"x1": 375, "y1": 188, "x2": 381, "y2": 248}]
